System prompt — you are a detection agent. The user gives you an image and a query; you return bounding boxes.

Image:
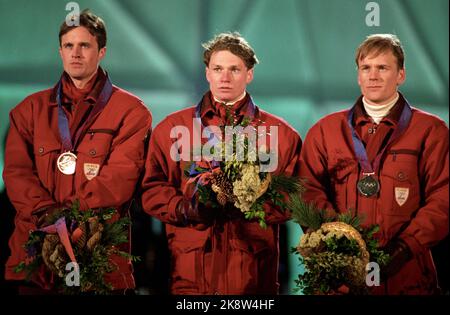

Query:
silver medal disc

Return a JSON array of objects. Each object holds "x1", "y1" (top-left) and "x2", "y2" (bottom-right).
[
  {"x1": 357, "y1": 175, "x2": 380, "y2": 197},
  {"x1": 57, "y1": 152, "x2": 77, "y2": 175}
]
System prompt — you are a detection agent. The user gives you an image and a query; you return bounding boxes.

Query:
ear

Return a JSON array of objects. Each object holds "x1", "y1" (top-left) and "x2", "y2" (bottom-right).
[
  {"x1": 397, "y1": 68, "x2": 406, "y2": 86},
  {"x1": 246, "y1": 68, "x2": 254, "y2": 84},
  {"x1": 59, "y1": 46, "x2": 63, "y2": 60},
  {"x1": 205, "y1": 67, "x2": 211, "y2": 83},
  {"x1": 98, "y1": 47, "x2": 107, "y2": 62}
]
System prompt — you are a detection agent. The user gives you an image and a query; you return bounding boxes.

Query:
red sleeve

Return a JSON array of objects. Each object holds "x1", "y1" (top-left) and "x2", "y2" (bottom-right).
[
  {"x1": 264, "y1": 127, "x2": 303, "y2": 225},
  {"x1": 298, "y1": 122, "x2": 338, "y2": 218},
  {"x1": 399, "y1": 120, "x2": 449, "y2": 254},
  {"x1": 141, "y1": 118, "x2": 184, "y2": 225},
  {"x1": 3, "y1": 102, "x2": 56, "y2": 219}
]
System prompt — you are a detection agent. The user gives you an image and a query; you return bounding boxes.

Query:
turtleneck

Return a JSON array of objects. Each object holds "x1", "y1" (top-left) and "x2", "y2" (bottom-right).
[
  {"x1": 62, "y1": 70, "x2": 99, "y2": 105},
  {"x1": 213, "y1": 91, "x2": 246, "y2": 106},
  {"x1": 362, "y1": 93, "x2": 399, "y2": 124}
]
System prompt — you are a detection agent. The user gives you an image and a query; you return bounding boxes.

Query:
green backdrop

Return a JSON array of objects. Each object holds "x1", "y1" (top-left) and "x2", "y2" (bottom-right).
[{"x1": 0, "y1": 0, "x2": 448, "y2": 293}]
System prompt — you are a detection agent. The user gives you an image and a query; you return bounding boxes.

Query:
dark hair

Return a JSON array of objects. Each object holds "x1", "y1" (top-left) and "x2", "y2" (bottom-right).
[
  {"x1": 202, "y1": 32, "x2": 259, "y2": 69},
  {"x1": 355, "y1": 34, "x2": 405, "y2": 69},
  {"x1": 59, "y1": 9, "x2": 107, "y2": 49}
]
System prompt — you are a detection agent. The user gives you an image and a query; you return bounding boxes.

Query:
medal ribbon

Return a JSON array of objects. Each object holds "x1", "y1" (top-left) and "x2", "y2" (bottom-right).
[
  {"x1": 347, "y1": 100, "x2": 412, "y2": 175},
  {"x1": 194, "y1": 93, "x2": 256, "y2": 147},
  {"x1": 57, "y1": 73, "x2": 113, "y2": 152}
]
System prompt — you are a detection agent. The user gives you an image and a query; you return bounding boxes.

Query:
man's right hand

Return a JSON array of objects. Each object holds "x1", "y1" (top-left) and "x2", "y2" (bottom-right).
[
  {"x1": 176, "y1": 198, "x2": 216, "y2": 230},
  {"x1": 31, "y1": 206, "x2": 62, "y2": 228}
]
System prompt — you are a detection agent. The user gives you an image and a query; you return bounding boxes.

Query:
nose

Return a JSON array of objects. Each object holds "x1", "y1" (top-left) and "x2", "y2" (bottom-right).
[
  {"x1": 220, "y1": 70, "x2": 231, "y2": 82},
  {"x1": 369, "y1": 69, "x2": 380, "y2": 80},
  {"x1": 72, "y1": 45, "x2": 82, "y2": 58}
]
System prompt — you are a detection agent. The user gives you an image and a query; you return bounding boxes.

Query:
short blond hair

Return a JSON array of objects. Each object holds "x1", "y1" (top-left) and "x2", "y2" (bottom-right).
[
  {"x1": 355, "y1": 34, "x2": 405, "y2": 69},
  {"x1": 202, "y1": 32, "x2": 259, "y2": 69}
]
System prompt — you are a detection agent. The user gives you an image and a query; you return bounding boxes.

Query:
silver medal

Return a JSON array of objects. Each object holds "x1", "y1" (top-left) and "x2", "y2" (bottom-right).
[{"x1": 57, "y1": 152, "x2": 77, "y2": 175}]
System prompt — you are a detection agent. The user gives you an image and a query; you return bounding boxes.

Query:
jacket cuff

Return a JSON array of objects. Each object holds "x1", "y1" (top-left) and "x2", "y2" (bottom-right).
[
  {"x1": 399, "y1": 233, "x2": 423, "y2": 257},
  {"x1": 168, "y1": 195, "x2": 183, "y2": 223}
]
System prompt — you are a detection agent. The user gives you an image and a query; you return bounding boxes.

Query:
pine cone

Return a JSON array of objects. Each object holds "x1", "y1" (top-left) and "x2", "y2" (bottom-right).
[
  {"x1": 86, "y1": 228, "x2": 102, "y2": 251},
  {"x1": 211, "y1": 171, "x2": 234, "y2": 204},
  {"x1": 42, "y1": 235, "x2": 67, "y2": 277},
  {"x1": 74, "y1": 222, "x2": 87, "y2": 250},
  {"x1": 216, "y1": 192, "x2": 227, "y2": 206}
]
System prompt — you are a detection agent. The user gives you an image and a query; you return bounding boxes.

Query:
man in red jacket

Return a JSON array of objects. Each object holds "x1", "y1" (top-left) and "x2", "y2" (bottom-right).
[
  {"x1": 2, "y1": 9, "x2": 152, "y2": 294},
  {"x1": 299, "y1": 34, "x2": 448, "y2": 294},
  {"x1": 141, "y1": 32, "x2": 301, "y2": 294}
]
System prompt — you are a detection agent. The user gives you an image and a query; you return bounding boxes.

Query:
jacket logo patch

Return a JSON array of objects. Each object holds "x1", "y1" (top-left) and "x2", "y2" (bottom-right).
[
  {"x1": 395, "y1": 187, "x2": 409, "y2": 206},
  {"x1": 84, "y1": 163, "x2": 100, "y2": 180}
]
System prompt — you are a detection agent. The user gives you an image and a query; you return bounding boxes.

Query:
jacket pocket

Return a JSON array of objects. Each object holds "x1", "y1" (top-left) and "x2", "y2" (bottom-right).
[
  {"x1": 168, "y1": 227, "x2": 209, "y2": 293},
  {"x1": 75, "y1": 132, "x2": 113, "y2": 183},
  {"x1": 228, "y1": 222, "x2": 276, "y2": 293},
  {"x1": 331, "y1": 166, "x2": 354, "y2": 212},
  {"x1": 379, "y1": 152, "x2": 421, "y2": 239},
  {"x1": 380, "y1": 151, "x2": 420, "y2": 216},
  {"x1": 34, "y1": 139, "x2": 60, "y2": 190}
]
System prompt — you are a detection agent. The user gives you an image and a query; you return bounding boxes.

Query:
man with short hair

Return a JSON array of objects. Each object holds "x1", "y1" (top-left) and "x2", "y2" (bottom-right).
[
  {"x1": 141, "y1": 32, "x2": 302, "y2": 294},
  {"x1": 299, "y1": 34, "x2": 448, "y2": 294},
  {"x1": 3, "y1": 9, "x2": 152, "y2": 294}
]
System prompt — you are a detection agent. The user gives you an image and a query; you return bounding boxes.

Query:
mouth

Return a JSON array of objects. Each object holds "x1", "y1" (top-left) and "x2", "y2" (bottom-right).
[{"x1": 70, "y1": 62, "x2": 83, "y2": 67}]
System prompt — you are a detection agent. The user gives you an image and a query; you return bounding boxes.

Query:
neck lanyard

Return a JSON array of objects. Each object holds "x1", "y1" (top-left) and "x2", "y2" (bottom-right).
[
  {"x1": 57, "y1": 74, "x2": 113, "y2": 152},
  {"x1": 347, "y1": 100, "x2": 412, "y2": 196},
  {"x1": 194, "y1": 94, "x2": 256, "y2": 146},
  {"x1": 55, "y1": 73, "x2": 113, "y2": 175}
]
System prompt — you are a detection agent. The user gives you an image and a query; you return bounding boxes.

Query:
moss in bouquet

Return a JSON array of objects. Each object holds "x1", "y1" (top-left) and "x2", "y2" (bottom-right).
[{"x1": 294, "y1": 251, "x2": 368, "y2": 295}]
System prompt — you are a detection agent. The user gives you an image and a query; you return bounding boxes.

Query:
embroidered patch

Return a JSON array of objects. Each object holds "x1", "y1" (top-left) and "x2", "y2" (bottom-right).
[
  {"x1": 84, "y1": 163, "x2": 100, "y2": 180},
  {"x1": 395, "y1": 187, "x2": 409, "y2": 206}
]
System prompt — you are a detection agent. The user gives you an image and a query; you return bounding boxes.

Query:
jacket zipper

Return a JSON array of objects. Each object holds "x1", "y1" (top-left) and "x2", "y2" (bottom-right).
[
  {"x1": 388, "y1": 149, "x2": 419, "y2": 162},
  {"x1": 87, "y1": 128, "x2": 115, "y2": 139}
]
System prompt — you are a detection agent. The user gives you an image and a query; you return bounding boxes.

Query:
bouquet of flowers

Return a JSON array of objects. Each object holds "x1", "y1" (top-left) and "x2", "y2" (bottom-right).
[
  {"x1": 185, "y1": 114, "x2": 303, "y2": 228},
  {"x1": 14, "y1": 201, "x2": 138, "y2": 294},
  {"x1": 288, "y1": 195, "x2": 390, "y2": 294}
]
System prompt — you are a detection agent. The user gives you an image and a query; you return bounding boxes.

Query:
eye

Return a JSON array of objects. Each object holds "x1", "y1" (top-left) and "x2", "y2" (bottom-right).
[
  {"x1": 81, "y1": 43, "x2": 90, "y2": 48},
  {"x1": 359, "y1": 66, "x2": 369, "y2": 72},
  {"x1": 63, "y1": 43, "x2": 73, "y2": 49},
  {"x1": 232, "y1": 68, "x2": 241, "y2": 74},
  {"x1": 213, "y1": 67, "x2": 222, "y2": 72}
]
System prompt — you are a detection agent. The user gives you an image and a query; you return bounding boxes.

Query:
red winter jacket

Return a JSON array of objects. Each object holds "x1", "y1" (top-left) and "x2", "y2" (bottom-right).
[
  {"x1": 3, "y1": 68, "x2": 152, "y2": 290},
  {"x1": 141, "y1": 92, "x2": 302, "y2": 294},
  {"x1": 299, "y1": 93, "x2": 449, "y2": 294}
]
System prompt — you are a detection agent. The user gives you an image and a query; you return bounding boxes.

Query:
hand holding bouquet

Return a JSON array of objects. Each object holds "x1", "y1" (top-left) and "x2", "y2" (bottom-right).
[
  {"x1": 289, "y1": 195, "x2": 390, "y2": 294},
  {"x1": 14, "y1": 201, "x2": 138, "y2": 294}
]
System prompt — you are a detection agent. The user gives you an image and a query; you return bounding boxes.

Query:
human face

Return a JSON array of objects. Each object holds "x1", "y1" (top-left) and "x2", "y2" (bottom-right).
[
  {"x1": 59, "y1": 26, "x2": 106, "y2": 88},
  {"x1": 206, "y1": 50, "x2": 254, "y2": 103},
  {"x1": 357, "y1": 51, "x2": 405, "y2": 105}
]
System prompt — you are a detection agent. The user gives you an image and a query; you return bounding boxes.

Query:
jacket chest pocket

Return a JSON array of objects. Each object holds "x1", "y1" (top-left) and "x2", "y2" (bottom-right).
[
  {"x1": 34, "y1": 140, "x2": 61, "y2": 190},
  {"x1": 330, "y1": 166, "x2": 356, "y2": 212},
  {"x1": 75, "y1": 129, "x2": 115, "y2": 182},
  {"x1": 380, "y1": 150, "x2": 420, "y2": 217}
]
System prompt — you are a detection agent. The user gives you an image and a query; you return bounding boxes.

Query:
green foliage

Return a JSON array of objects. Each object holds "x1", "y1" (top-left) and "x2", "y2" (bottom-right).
[
  {"x1": 14, "y1": 201, "x2": 138, "y2": 294},
  {"x1": 291, "y1": 200, "x2": 390, "y2": 294},
  {"x1": 271, "y1": 175, "x2": 305, "y2": 195},
  {"x1": 288, "y1": 194, "x2": 330, "y2": 230}
]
